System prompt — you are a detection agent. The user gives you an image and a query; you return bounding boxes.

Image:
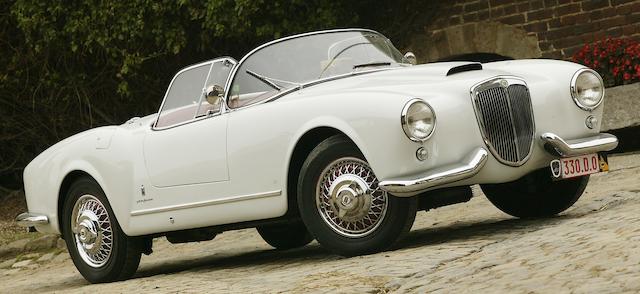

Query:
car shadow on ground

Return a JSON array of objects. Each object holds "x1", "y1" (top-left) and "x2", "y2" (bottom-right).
[
  {"x1": 397, "y1": 216, "x2": 567, "y2": 250},
  {"x1": 131, "y1": 213, "x2": 585, "y2": 280}
]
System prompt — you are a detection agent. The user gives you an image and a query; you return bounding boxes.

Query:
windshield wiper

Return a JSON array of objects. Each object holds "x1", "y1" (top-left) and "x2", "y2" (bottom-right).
[
  {"x1": 353, "y1": 62, "x2": 391, "y2": 70},
  {"x1": 246, "y1": 69, "x2": 282, "y2": 91}
]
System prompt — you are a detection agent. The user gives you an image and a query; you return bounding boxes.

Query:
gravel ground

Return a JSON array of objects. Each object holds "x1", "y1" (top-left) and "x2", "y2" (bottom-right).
[
  {"x1": 0, "y1": 191, "x2": 30, "y2": 246},
  {"x1": 1, "y1": 153, "x2": 639, "y2": 293}
]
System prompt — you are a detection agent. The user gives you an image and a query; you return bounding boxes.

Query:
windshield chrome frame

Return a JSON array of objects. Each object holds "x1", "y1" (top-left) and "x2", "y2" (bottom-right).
[
  {"x1": 222, "y1": 28, "x2": 402, "y2": 112},
  {"x1": 153, "y1": 57, "x2": 237, "y2": 131}
]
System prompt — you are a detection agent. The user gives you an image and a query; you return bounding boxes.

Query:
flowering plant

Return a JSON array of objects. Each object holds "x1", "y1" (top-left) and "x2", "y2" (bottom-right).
[{"x1": 572, "y1": 38, "x2": 640, "y2": 87}]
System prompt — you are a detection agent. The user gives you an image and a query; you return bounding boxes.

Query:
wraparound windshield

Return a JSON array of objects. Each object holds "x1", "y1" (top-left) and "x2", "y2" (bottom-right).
[{"x1": 227, "y1": 30, "x2": 407, "y2": 109}]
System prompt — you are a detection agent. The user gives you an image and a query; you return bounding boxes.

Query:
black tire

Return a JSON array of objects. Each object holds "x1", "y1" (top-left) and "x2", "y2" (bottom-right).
[
  {"x1": 481, "y1": 167, "x2": 590, "y2": 218},
  {"x1": 256, "y1": 222, "x2": 314, "y2": 250},
  {"x1": 62, "y1": 177, "x2": 143, "y2": 283},
  {"x1": 297, "y1": 135, "x2": 417, "y2": 256}
]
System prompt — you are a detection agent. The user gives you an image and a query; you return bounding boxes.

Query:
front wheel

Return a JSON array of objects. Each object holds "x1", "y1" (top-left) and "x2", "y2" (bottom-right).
[
  {"x1": 297, "y1": 135, "x2": 417, "y2": 256},
  {"x1": 62, "y1": 177, "x2": 143, "y2": 283},
  {"x1": 481, "y1": 167, "x2": 590, "y2": 218}
]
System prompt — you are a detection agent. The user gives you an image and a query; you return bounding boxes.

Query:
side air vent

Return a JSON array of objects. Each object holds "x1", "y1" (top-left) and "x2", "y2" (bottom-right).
[{"x1": 447, "y1": 63, "x2": 483, "y2": 76}]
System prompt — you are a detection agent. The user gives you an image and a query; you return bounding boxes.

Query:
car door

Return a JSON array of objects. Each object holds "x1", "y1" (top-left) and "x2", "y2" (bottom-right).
[{"x1": 143, "y1": 58, "x2": 235, "y2": 188}]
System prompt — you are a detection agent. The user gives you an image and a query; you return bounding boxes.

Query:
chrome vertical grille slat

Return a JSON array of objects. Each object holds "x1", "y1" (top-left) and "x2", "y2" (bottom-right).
[
  {"x1": 508, "y1": 84, "x2": 534, "y2": 161},
  {"x1": 471, "y1": 78, "x2": 535, "y2": 166}
]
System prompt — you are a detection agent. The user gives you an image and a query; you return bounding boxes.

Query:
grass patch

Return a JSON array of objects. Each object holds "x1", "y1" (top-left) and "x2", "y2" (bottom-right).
[
  {"x1": 0, "y1": 190, "x2": 33, "y2": 246},
  {"x1": 0, "y1": 226, "x2": 42, "y2": 246}
]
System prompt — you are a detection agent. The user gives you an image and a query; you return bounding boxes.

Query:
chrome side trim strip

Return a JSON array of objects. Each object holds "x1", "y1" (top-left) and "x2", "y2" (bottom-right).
[
  {"x1": 15, "y1": 212, "x2": 49, "y2": 227},
  {"x1": 379, "y1": 148, "x2": 488, "y2": 196},
  {"x1": 540, "y1": 133, "x2": 618, "y2": 157},
  {"x1": 130, "y1": 190, "x2": 282, "y2": 216}
]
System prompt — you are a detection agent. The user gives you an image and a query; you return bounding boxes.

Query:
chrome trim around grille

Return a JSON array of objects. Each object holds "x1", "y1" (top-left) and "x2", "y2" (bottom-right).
[{"x1": 470, "y1": 77, "x2": 535, "y2": 166}]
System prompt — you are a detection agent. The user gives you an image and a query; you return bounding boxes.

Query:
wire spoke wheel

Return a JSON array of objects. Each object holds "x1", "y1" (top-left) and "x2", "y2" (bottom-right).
[
  {"x1": 71, "y1": 194, "x2": 113, "y2": 268},
  {"x1": 315, "y1": 157, "x2": 388, "y2": 237}
]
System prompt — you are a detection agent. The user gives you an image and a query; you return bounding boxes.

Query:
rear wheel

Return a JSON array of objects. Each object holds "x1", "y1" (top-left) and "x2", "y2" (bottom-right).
[
  {"x1": 481, "y1": 168, "x2": 589, "y2": 218},
  {"x1": 297, "y1": 135, "x2": 417, "y2": 256},
  {"x1": 256, "y1": 222, "x2": 314, "y2": 250},
  {"x1": 62, "y1": 177, "x2": 143, "y2": 283}
]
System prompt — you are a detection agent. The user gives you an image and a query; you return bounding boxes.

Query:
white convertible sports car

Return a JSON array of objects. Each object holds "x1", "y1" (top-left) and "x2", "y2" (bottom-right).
[{"x1": 17, "y1": 29, "x2": 618, "y2": 283}]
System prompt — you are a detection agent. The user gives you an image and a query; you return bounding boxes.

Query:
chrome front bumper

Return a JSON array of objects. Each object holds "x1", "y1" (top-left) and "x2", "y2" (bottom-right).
[
  {"x1": 16, "y1": 212, "x2": 49, "y2": 228},
  {"x1": 379, "y1": 133, "x2": 618, "y2": 196},
  {"x1": 541, "y1": 132, "x2": 618, "y2": 157},
  {"x1": 379, "y1": 147, "x2": 488, "y2": 196}
]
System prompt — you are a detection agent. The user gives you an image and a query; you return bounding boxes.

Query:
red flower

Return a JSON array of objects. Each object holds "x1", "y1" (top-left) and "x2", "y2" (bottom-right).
[{"x1": 572, "y1": 37, "x2": 640, "y2": 86}]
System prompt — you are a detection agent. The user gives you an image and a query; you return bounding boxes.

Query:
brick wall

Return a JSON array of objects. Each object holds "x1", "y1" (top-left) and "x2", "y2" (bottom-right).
[{"x1": 425, "y1": 0, "x2": 640, "y2": 59}]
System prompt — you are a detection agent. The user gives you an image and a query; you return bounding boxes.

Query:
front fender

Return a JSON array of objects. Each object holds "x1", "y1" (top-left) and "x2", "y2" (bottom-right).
[
  {"x1": 23, "y1": 127, "x2": 138, "y2": 235},
  {"x1": 291, "y1": 115, "x2": 372, "y2": 164}
]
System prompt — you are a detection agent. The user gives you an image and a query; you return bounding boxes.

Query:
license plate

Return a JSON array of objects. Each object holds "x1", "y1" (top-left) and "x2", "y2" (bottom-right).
[{"x1": 550, "y1": 153, "x2": 609, "y2": 179}]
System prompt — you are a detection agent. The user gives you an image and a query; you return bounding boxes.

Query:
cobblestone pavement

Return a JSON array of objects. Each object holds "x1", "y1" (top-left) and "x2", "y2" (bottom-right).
[{"x1": 2, "y1": 153, "x2": 639, "y2": 293}]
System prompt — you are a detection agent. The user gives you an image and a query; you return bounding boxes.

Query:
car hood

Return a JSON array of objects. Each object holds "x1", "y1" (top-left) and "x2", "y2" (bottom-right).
[
  {"x1": 278, "y1": 59, "x2": 582, "y2": 102},
  {"x1": 279, "y1": 61, "x2": 513, "y2": 100}
]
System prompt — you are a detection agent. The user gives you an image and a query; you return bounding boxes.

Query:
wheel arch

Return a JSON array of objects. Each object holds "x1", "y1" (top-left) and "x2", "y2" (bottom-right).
[
  {"x1": 286, "y1": 126, "x2": 362, "y2": 217},
  {"x1": 56, "y1": 165, "x2": 113, "y2": 236}
]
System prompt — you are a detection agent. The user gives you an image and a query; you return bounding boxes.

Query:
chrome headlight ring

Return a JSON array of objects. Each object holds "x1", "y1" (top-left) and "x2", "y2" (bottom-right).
[
  {"x1": 570, "y1": 68, "x2": 605, "y2": 111},
  {"x1": 401, "y1": 98, "x2": 436, "y2": 142}
]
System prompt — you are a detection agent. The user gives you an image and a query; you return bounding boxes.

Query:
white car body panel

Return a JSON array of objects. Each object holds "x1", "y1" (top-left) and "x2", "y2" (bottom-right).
[
  {"x1": 143, "y1": 115, "x2": 230, "y2": 187},
  {"x1": 22, "y1": 40, "x2": 607, "y2": 237}
]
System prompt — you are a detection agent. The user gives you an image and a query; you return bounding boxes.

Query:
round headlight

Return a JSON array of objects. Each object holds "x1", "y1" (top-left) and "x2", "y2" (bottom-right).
[
  {"x1": 571, "y1": 69, "x2": 604, "y2": 111},
  {"x1": 401, "y1": 99, "x2": 436, "y2": 142}
]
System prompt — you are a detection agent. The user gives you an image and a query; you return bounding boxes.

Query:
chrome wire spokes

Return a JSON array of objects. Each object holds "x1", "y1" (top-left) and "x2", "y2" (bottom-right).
[
  {"x1": 315, "y1": 157, "x2": 388, "y2": 237},
  {"x1": 71, "y1": 195, "x2": 113, "y2": 268}
]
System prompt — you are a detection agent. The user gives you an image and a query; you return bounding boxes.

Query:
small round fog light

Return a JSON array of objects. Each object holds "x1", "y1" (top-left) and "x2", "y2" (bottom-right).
[
  {"x1": 416, "y1": 147, "x2": 428, "y2": 161},
  {"x1": 585, "y1": 115, "x2": 598, "y2": 129}
]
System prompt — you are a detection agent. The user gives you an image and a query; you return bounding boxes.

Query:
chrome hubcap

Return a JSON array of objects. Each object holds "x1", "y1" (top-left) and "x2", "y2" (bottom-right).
[
  {"x1": 330, "y1": 175, "x2": 372, "y2": 220},
  {"x1": 316, "y1": 157, "x2": 388, "y2": 237},
  {"x1": 71, "y1": 195, "x2": 113, "y2": 268},
  {"x1": 78, "y1": 216, "x2": 98, "y2": 244}
]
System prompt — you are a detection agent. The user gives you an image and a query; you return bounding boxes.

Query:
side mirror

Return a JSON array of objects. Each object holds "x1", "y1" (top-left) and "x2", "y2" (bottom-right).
[
  {"x1": 404, "y1": 52, "x2": 417, "y2": 65},
  {"x1": 205, "y1": 85, "x2": 225, "y2": 105}
]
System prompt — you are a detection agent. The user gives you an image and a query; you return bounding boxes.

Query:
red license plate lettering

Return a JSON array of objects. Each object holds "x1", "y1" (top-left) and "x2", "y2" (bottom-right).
[{"x1": 553, "y1": 153, "x2": 604, "y2": 179}]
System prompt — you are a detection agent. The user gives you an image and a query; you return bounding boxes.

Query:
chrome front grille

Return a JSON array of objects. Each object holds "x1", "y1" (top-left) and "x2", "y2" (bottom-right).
[{"x1": 471, "y1": 78, "x2": 535, "y2": 166}]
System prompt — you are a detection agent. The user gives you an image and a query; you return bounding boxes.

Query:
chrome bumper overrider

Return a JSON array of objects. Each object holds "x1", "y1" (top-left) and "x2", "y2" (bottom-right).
[
  {"x1": 541, "y1": 133, "x2": 618, "y2": 157},
  {"x1": 379, "y1": 147, "x2": 489, "y2": 196},
  {"x1": 15, "y1": 212, "x2": 49, "y2": 227}
]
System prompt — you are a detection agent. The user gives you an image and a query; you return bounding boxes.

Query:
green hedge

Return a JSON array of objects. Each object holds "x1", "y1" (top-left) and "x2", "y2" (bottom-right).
[{"x1": 0, "y1": 0, "x2": 443, "y2": 189}]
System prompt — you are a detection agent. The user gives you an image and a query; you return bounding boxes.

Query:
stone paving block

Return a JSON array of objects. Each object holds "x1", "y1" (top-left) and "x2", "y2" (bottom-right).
[
  {"x1": 11, "y1": 259, "x2": 32, "y2": 268},
  {"x1": 37, "y1": 253, "x2": 56, "y2": 262},
  {"x1": 0, "y1": 258, "x2": 16, "y2": 269},
  {"x1": 1, "y1": 154, "x2": 639, "y2": 293}
]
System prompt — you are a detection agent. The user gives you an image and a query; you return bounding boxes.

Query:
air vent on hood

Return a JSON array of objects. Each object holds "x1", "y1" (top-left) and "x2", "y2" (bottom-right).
[{"x1": 446, "y1": 63, "x2": 483, "y2": 76}]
